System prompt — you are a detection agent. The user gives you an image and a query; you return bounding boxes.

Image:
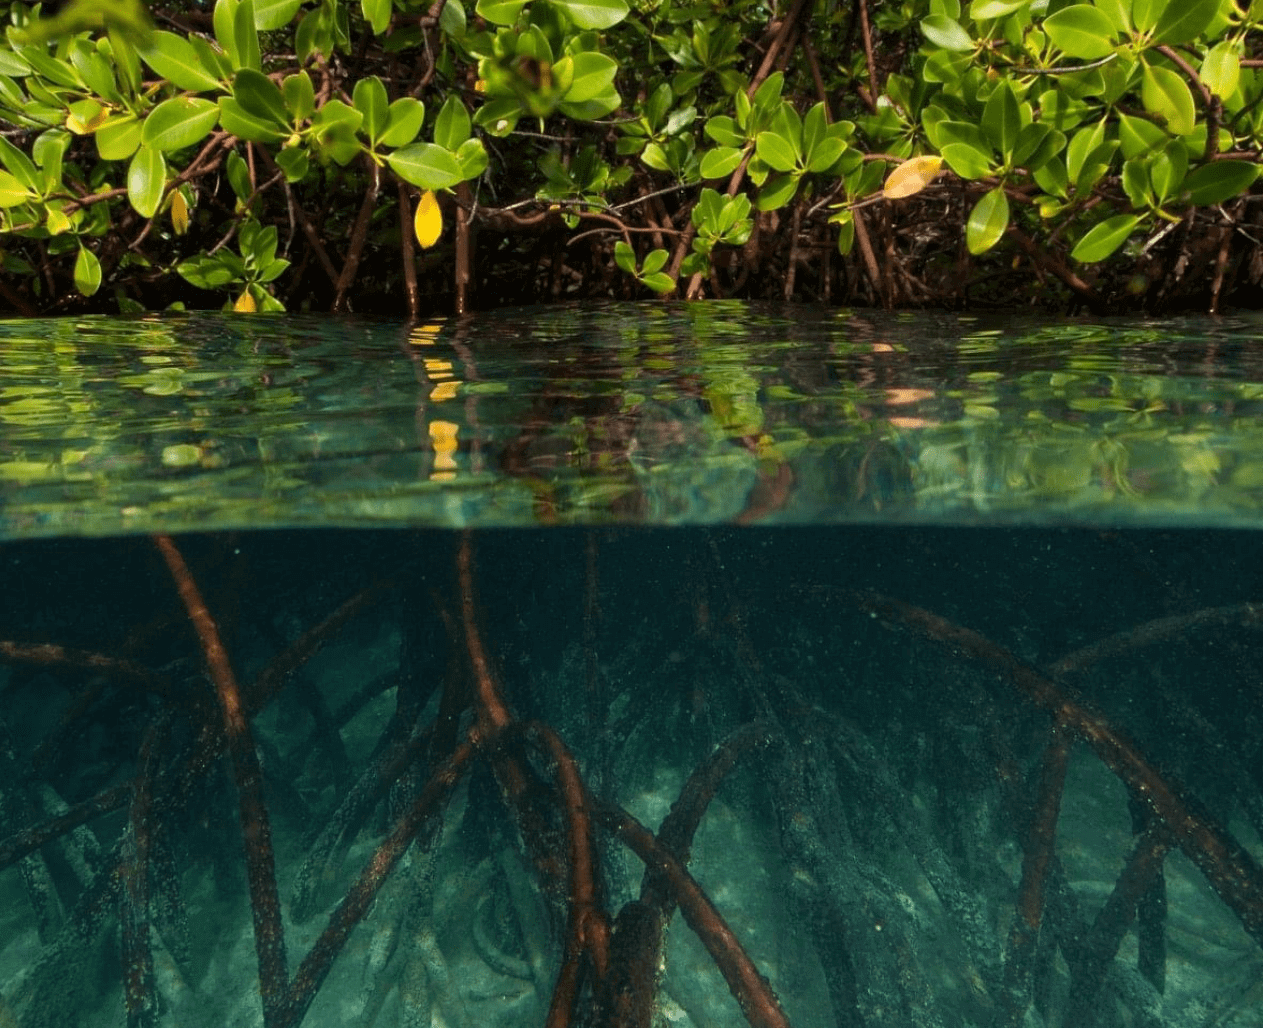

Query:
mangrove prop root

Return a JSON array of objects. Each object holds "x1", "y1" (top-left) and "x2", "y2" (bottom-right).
[
  {"x1": 153, "y1": 534, "x2": 290, "y2": 1027},
  {"x1": 995, "y1": 723, "x2": 1071, "y2": 1028},
  {"x1": 278, "y1": 740, "x2": 476, "y2": 1028},
  {"x1": 0, "y1": 780, "x2": 131, "y2": 872},
  {"x1": 857, "y1": 589, "x2": 1263, "y2": 949},
  {"x1": 596, "y1": 801, "x2": 793, "y2": 1028},
  {"x1": 1049, "y1": 599, "x2": 1263, "y2": 678}
]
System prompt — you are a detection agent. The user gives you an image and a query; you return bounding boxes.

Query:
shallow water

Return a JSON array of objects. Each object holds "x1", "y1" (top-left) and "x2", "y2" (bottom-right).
[{"x1": 0, "y1": 306, "x2": 1261, "y2": 1028}]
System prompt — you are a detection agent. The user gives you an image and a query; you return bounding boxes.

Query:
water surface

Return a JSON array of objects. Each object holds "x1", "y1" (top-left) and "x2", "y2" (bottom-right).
[{"x1": 0, "y1": 306, "x2": 1260, "y2": 1028}]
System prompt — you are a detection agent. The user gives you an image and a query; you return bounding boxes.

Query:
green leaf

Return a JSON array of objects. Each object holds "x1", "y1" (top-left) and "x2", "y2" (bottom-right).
[
  {"x1": 214, "y1": 0, "x2": 240, "y2": 67},
  {"x1": 642, "y1": 249, "x2": 668, "y2": 275},
  {"x1": 563, "y1": 52, "x2": 618, "y2": 104},
  {"x1": 614, "y1": 239, "x2": 635, "y2": 274},
  {"x1": 96, "y1": 115, "x2": 143, "y2": 160},
  {"x1": 921, "y1": 15, "x2": 974, "y2": 51},
  {"x1": 1043, "y1": 5, "x2": 1117, "y2": 59},
  {"x1": 455, "y1": 138, "x2": 488, "y2": 179},
  {"x1": 226, "y1": 150, "x2": 252, "y2": 202},
  {"x1": 141, "y1": 97, "x2": 219, "y2": 151},
  {"x1": 1012, "y1": 123, "x2": 1063, "y2": 170},
  {"x1": 755, "y1": 131, "x2": 798, "y2": 172},
  {"x1": 283, "y1": 72, "x2": 315, "y2": 123},
  {"x1": 138, "y1": 31, "x2": 223, "y2": 92},
  {"x1": 379, "y1": 97, "x2": 425, "y2": 147},
  {"x1": 941, "y1": 141, "x2": 993, "y2": 179},
  {"x1": 966, "y1": 186, "x2": 1009, "y2": 254},
  {"x1": 705, "y1": 115, "x2": 746, "y2": 148},
  {"x1": 1148, "y1": 142, "x2": 1186, "y2": 203},
  {"x1": 699, "y1": 146, "x2": 744, "y2": 179},
  {"x1": 641, "y1": 142, "x2": 670, "y2": 172},
  {"x1": 1121, "y1": 158, "x2": 1154, "y2": 208},
  {"x1": 74, "y1": 245, "x2": 101, "y2": 296},
  {"x1": 641, "y1": 272, "x2": 675, "y2": 293},
  {"x1": 254, "y1": 0, "x2": 302, "y2": 29},
  {"x1": 233, "y1": 0, "x2": 262, "y2": 71},
  {"x1": 1201, "y1": 41, "x2": 1241, "y2": 100},
  {"x1": 1065, "y1": 118, "x2": 1106, "y2": 183},
  {"x1": 275, "y1": 147, "x2": 309, "y2": 181},
  {"x1": 1152, "y1": 0, "x2": 1219, "y2": 44},
  {"x1": 434, "y1": 95, "x2": 471, "y2": 151},
  {"x1": 1141, "y1": 61, "x2": 1195, "y2": 135},
  {"x1": 440, "y1": 0, "x2": 466, "y2": 36},
  {"x1": 387, "y1": 142, "x2": 464, "y2": 189},
  {"x1": 1130, "y1": 0, "x2": 1161, "y2": 33},
  {"x1": 233, "y1": 68, "x2": 289, "y2": 127},
  {"x1": 177, "y1": 253, "x2": 238, "y2": 289},
  {"x1": 1033, "y1": 156, "x2": 1069, "y2": 198},
  {"x1": 0, "y1": 137, "x2": 39, "y2": 192},
  {"x1": 807, "y1": 138, "x2": 847, "y2": 174},
  {"x1": 311, "y1": 100, "x2": 364, "y2": 164},
  {"x1": 0, "y1": 170, "x2": 33, "y2": 208},
  {"x1": 219, "y1": 97, "x2": 288, "y2": 142},
  {"x1": 1180, "y1": 161, "x2": 1259, "y2": 205},
  {"x1": 757, "y1": 172, "x2": 798, "y2": 211},
  {"x1": 548, "y1": 0, "x2": 630, "y2": 30},
  {"x1": 1071, "y1": 214, "x2": 1140, "y2": 261},
  {"x1": 982, "y1": 82, "x2": 1020, "y2": 159},
  {"x1": 362, "y1": 0, "x2": 391, "y2": 34},
  {"x1": 1117, "y1": 112, "x2": 1168, "y2": 160},
  {"x1": 353, "y1": 76, "x2": 389, "y2": 141},
  {"x1": 970, "y1": 0, "x2": 1028, "y2": 18},
  {"x1": 127, "y1": 144, "x2": 166, "y2": 217},
  {"x1": 475, "y1": 0, "x2": 527, "y2": 24}
]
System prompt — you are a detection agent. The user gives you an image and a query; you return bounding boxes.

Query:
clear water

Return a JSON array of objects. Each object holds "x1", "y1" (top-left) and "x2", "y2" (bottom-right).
[{"x1": 0, "y1": 306, "x2": 1260, "y2": 1028}]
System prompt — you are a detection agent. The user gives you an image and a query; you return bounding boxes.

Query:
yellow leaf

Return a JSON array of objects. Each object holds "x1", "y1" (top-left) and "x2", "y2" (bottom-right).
[
  {"x1": 170, "y1": 190, "x2": 189, "y2": 235},
  {"x1": 414, "y1": 190, "x2": 442, "y2": 249},
  {"x1": 233, "y1": 289, "x2": 257, "y2": 313},
  {"x1": 883, "y1": 155, "x2": 944, "y2": 200}
]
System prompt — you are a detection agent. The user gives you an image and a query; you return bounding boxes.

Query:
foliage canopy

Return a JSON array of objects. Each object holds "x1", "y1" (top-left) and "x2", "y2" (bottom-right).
[{"x1": 3, "y1": 0, "x2": 1263, "y2": 314}]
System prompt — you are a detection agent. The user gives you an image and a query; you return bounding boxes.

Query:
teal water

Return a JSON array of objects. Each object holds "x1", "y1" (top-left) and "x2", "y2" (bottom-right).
[{"x1": 0, "y1": 306, "x2": 1261, "y2": 1028}]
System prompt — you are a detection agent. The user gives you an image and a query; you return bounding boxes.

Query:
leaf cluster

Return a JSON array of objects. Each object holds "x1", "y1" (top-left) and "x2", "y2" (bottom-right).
[{"x1": 2, "y1": 0, "x2": 1263, "y2": 313}]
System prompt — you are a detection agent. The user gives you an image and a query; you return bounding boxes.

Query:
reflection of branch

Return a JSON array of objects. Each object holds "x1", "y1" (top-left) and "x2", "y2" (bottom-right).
[{"x1": 856, "y1": 590, "x2": 1263, "y2": 948}]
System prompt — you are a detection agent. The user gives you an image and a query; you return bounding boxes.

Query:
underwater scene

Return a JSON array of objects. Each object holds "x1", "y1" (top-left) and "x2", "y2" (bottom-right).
[{"x1": 1, "y1": 306, "x2": 1262, "y2": 1028}]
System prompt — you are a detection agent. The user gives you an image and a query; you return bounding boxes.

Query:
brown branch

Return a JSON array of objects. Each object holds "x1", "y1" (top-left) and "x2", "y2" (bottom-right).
[
  {"x1": 856, "y1": 0, "x2": 880, "y2": 112},
  {"x1": 455, "y1": 180, "x2": 473, "y2": 315},
  {"x1": 1007, "y1": 225, "x2": 1100, "y2": 306},
  {"x1": 256, "y1": 148, "x2": 341, "y2": 287},
  {"x1": 153, "y1": 534, "x2": 289, "y2": 1028},
  {"x1": 397, "y1": 181, "x2": 419, "y2": 318},
  {"x1": 851, "y1": 206, "x2": 886, "y2": 306},
  {"x1": 333, "y1": 158, "x2": 382, "y2": 312}
]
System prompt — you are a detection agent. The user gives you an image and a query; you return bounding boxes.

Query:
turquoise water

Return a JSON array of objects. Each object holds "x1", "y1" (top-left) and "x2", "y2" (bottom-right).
[{"x1": 0, "y1": 306, "x2": 1261, "y2": 1028}]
